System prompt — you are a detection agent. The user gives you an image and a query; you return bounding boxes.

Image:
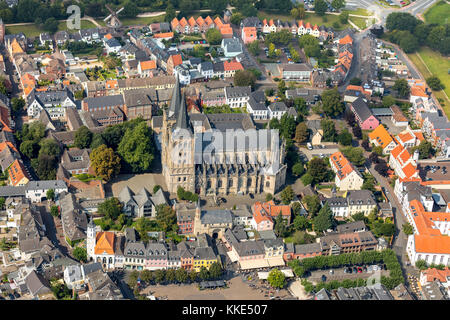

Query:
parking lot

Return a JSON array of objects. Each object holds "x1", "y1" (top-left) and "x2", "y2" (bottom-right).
[{"x1": 307, "y1": 264, "x2": 390, "y2": 284}]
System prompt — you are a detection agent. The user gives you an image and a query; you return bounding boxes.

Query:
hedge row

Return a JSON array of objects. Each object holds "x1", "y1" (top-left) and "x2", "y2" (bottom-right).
[{"x1": 288, "y1": 249, "x2": 404, "y2": 291}]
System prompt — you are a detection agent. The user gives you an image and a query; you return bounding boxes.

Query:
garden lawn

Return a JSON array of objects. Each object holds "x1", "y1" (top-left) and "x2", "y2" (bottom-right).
[
  {"x1": 424, "y1": 0, "x2": 450, "y2": 25},
  {"x1": 119, "y1": 15, "x2": 166, "y2": 26},
  {"x1": 343, "y1": 8, "x2": 373, "y2": 16},
  {"x1": 349, "y1": 17, "x2": 373, "y2": 30},
  {"x1": 6, "y1": 20, "x2": 96, "y2": 38},
  {"x1": 257, "y1": 11, "x2": 351, "y2": 30},
  {"x1": 407, "y1": 47, "x2": 450, "y2": 118}
]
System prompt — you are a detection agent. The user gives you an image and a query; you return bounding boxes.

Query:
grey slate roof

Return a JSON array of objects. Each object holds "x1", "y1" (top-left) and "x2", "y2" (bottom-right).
[
  {"x1": 84, "y1": 95, "x2": 124, "y2": 109},
  {"x1": 225, "y1": 86, "x2": 251, "y2": 98},
  {"x1": 200, "y1": 209, "x2": 233, "y2": 225},
  {"x1": 351, "y1": 97, "x2": 373, "y2": 122}
]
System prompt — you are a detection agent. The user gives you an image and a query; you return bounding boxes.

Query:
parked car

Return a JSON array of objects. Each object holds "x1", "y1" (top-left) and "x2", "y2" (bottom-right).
[
  {"x1": 321, "y1": 275, "x2": 327, "y2": 282},
  {"x1": 329, "y1": 269, "x2": 334, "y2": 275}
]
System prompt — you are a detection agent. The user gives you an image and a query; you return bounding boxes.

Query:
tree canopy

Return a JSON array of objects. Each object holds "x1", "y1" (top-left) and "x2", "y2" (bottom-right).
[{"x1": 90, "y1": 144, "x2": 121, "y2": 181}]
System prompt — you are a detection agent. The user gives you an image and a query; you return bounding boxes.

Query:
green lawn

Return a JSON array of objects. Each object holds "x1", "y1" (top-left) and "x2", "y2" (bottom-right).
[
  {"x1": 424, "y1": 0, "x2": 450, "y2": 25},
  {"x1": 349, "y1": 17, "x2": 374, "y2": 29},
  {"x1": 408, "y1": 47, "x2": 450, "y2": 117},
  {"x1": 343, "y1": 8, "x2": 374, "y2": 16},
  {"x1": 119, "y1": 15, "x2": 166, "y2": 26},
  {"x1": 6, "y1": 20, "x2": 96, "y2": 38},
  {"x1": 257, "y1": 11, "x2": 351, "y2": 31}
]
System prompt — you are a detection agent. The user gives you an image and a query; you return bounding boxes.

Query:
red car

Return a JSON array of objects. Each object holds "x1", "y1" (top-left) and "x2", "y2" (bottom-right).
[{"x1": 357, "y1": 267, "x2": 363, "y2": 273}]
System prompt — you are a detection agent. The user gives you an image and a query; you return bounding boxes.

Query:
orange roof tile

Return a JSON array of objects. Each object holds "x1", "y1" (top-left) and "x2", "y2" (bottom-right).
[
  {"x1": 414, "y1": 235, "x2": 450, "y2": 254},
  {"x1": 397, "y1": 131, "x2": 414, "y2": 144},
  {"x1": 402, "y1": 162, "x2": 417, "y2": 179},
  {"x1": 252, "y1": 202, "x2": 273, "y2": 225},
  {"x1": 339, "y1": 34, "x2": 353, "y2": 45},
  {"x1": 330, "y1": 151, "x2": 358, "y2": 180},
  {"x1": 171, "y1": 18, "x2": 179, "y2": 28},
  {"x1": 390, "y1": 144, "x2": 404, "y2": 159},
  {"x1": 263, "y1": 19, "x2": 268, "y2": 25},
  {"x1": 411, "y1": 86, "x2": 428, "y2": 98},
  {"x1": 169, "y1": 54, "x2": 183, "y2": 66},
  {"x1": 140, "y1": 60, "x2": 156, "y2": 71},
  {"x1": 153, "y1": 32, "x2": 174, "y2": 39},
  {"x1": 0, "y1": 142, "x2": 17, "y2": 153},
  {"x1": 369, "y1": 124, "x2": 394, "y2": 148},
  {"x1": 269, "y1": 19, "x2": 274, "y2": 26},
  {"x1": 94, "y1": 232, "x2": 115, "y2": 255},
  {"x1": 196, "y1": 16, "x2": 205, "y2": 26},
  {"x1": 298, "y1": 20, "x2": 304, "y2": 27},
  {"x1": 422, "y1": 268, "x2": 450, "y2": 283},
  {"x1": 105, "y1": 79, "x2": 118, "y2": 89},
  {"x1": 205, "y1": 16, "x2": 214, "y2": 25},
  {"x1": 104, "y1": 33, "x2": 113, "y2": 40},
  {"x1": 399, "y1": 148, "x2": 411, "y2": 164},
  {"x1": 10, "y1": 39, "x2": 24, "y2": 54},
  {"x1": 219, "y1": 25, "x2": 233, "y2": 35},
  {"x1": 214, "y1": 17, "x2": 223, "y2": 27},
  {"x1": 224, "y1": 60, "x2": 243, "y2": 71},
  {"x1": 413, "y1": 131, "x2": 425, "y2": 142},
  {"x1": 188, "y1": 16, "x2": 197, "y2": 27},
  {"x1": 8, "y1": 159, "x2": 29, "y2": 186},
  {"x1": 179, "y1": 17, "x2": 188, "y2": 27}
]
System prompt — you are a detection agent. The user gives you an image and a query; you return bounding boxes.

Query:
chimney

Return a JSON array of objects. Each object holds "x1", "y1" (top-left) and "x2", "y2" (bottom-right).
[{"x1": 413, "y1": 149, "x2": 419, "y2": 162}]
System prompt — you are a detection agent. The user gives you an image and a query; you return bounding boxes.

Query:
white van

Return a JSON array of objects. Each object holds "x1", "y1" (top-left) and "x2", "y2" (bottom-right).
[{"x1": 307, "y1": 143, "x2": 313, "y2": 150}]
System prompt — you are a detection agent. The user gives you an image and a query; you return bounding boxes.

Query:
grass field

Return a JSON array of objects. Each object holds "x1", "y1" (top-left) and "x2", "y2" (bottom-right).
[
  {"x1": 424, "y1": 0, "x2": 450, "y2": 25},
  {"x1": 119, "y1": 14, "x2": 166, "y2": 26},
  {"x1": 6, "y1": 20, "x2": 97, "y2": 38},
  {"x1": 257, "y1": 11, "x2": 351, "y2": 30},
  {"x1": 349, "y1": 17, "x2": 374, "y2": 29},
  {"x1": 408, "y1": 47, "x2": 450, "y2": 117},
  {"x1": 343, "y1": 8, "x2": 374, "y2": 16}
]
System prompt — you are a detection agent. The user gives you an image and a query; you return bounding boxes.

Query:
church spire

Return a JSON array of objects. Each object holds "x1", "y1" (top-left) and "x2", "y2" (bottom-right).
[
  {"x1": 168, "y1": 74, "x2": 181, "y2": 118},
  {"x1": 175, "y1": 93, "x2": 190, "y2": 131}
]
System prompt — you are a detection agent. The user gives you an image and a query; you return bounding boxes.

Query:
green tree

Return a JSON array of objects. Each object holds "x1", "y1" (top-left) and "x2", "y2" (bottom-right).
[
  {"x1": 321, "y1": 119, "x2": 337, "y2": 142},
  {"x1": 280, "y1": 185, "x2": 294, "y2": 204},
  {"x1": 331, "y1": 0, "x2": 346, "y2": 10},
  {"x1": 121, "y1": 1, "x2": 139, "y2": 18},
  {"x1": 321, "y1": 88, "x2": 344, "y2": 117},
  {"x1": 306, "y1": 157, "x2": 332, "y2": 184},
  {"x1": 266, "y1": 193, "x2": 273, "y2": 202},
  {"x1": 386, "y1": 12, "x2": 418, "y2": 33},
  {"x1": 341, "y1": 146, "x2": 365, "y2": 166},
  {"x1": 267, "y1": 268, "x2": 286, "y2": 289},
  {"x1": 90, "y1": 144, "x2": 121, "y2": 181},
  {"x1": 39, "y1": 138, "x2": 60, "y2": 157},
  {"x1": 337, "y1": 129, "x2": 352, "y2": 146},
  {"x1": 140, "y1": 270, "x2": 154, "y2": 284},
  {"x1": 393, "y1": 79, "x2": 410, "y2": 98},
  {"x1": 339, "y1": 11, "x2": 349, "y2": 24},
  {"x1": 205, "y1": 28, "x2": 222, "y2": 45},
  {"x1": 50, "y1": 205, "x2": 59, "y2": 217},
  {"x1": 118, "y1": 122, "x2": 154, "y2": 173},
  {"x1": 247, "y1": 40, "x2": 260, "y2": 56},
  {"x1": 164, "y1": 2, "x2": 176, "y2": 22},
  {"x1": 189, "y1": 270, "x2": 198, "y2": 282},
  {"x1": 313, "y1": 202, "x2": 334, "y2": 232},
  {"x1": 154, "y1": 269, "x2": 166, "y2": 283},
  {"x1": 382, "y1": 95, "x2": 396, "y2": 107},
  {"x1": 176, "y1": 268, "x2": 189, "y2": 283},
  {"x1": 292, "y1": 162, "x2": 305, "y2": 177},
  {"x1": 293, "y1": 215, "x2": 309, "y2": 230},
  {"x1": 46, "y1": 189, "x2": 55, "y2": 201},
  {"x1": 35, "y1": 154, "x2": 57, "y2": 180},
  {"x1": 11, "y1": 97, "x2": 25, "y2": 114},
  {"x1": 198, "y1": 266, "x2": 210, "y2": 280},
  {"x1": 411, "y1": 140, "x2": 435, "y2": 159},
  {"x1": 426, "y1": 76, "x2": 445, "y2": 91},
  {"x1": 155, "y1": 204, "x2": 177, "y2": 233},
  {"x1": 349, "y1": 77, "x2": 362, "y2": 86},
  {"x1": 209, "y1": 262, "x2": 223, "y2": 279},
  {"x1": 20, "y1": 140, "x2": 38, "y2": 159},
  {"x1": 301, "y1": 173, "x2": 314, "y2": 186},
  {"x1": 97, "y1": 197, "x2": 123, "y2": 221},
  {"x1": 230, "y1": 12, "x2": 244, "y2": 25},
  {"x1": 415, "y1": 259, "x2": 427, "y2": 270},
  {"x1": 303, "y1": 195, "x2": 321, "y2": 216},
  {"x1": 402, "y1": 223, "x2": 414, "y2": 235},
  {"x1": 73, "y1": 247, "x2": 87, "y2": 262},
  {"x1": 166, "y1": 269, "x2": 176, "y2": 283},
  {"x1": 43, "y1": 17, "x2": 58, "y2": 33},
  {"x1": 153, "y1": 185, "x2": 161, "y2": 193},
  {"x1": 294, "y1": 122, "x2": 309, "y2": 143},
  {"x1": 233, "y1": 70, "x2": 256, "y2": 88}
]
